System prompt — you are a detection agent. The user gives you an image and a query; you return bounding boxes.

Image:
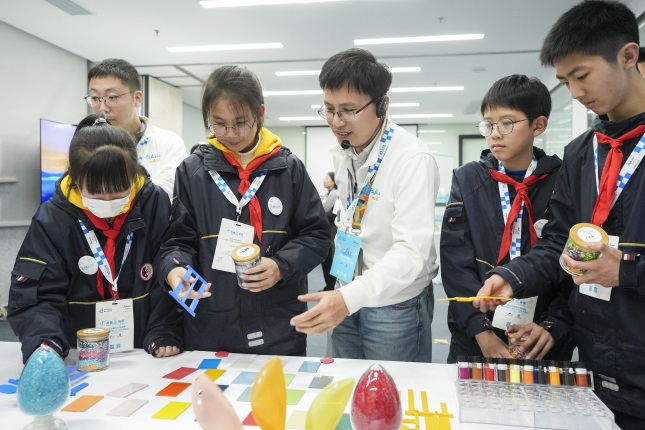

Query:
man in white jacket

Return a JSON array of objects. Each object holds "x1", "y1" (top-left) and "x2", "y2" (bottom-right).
[
  {"x1": 86, "y1": 59, "x2": 186, "y2": 198},
  {"x1": 291, "y1": 48, "x2": 439, "y2": 362}
]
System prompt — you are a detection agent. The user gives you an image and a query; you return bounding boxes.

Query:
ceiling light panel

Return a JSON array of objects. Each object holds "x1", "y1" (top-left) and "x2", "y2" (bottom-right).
[
  {"x1": 355, "y1": 34, "x2": 484, "y2": 45},
  {"x1": 167, "y1": 43, "x2": 283, "y2": 53},
  {"x1": 201, "y1": 0, "x2": 347, "y2": 8}
]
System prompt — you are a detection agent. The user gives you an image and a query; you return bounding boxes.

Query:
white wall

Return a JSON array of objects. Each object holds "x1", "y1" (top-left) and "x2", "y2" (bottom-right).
[
  {"x1": 182, "y1": 103, "x2": 208, "y2": 153},
  {"x1": 147, "y1": 76, "x2": 183, "y2": 136},
  {"x1": 0, "y1": 20, "x2": 88, "y2": 305},
  {"x1": 270, "y1": 126, "x2": 306, "y2": 162}
]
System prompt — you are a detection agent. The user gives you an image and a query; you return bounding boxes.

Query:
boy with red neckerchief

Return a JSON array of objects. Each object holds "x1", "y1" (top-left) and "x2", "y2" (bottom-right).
[{"x1": 475, "y1": 2, "x2": 645, "y2": 427}]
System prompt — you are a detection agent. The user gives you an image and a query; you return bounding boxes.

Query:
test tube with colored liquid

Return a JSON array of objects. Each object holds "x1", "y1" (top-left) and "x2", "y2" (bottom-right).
[
  {"x1": 548, "y1": 360, "x2": 561, "y2": 386},
  {"x1": 509, "y1": 359, "x2": 522, "y2": 383},
  {"x1": 536, "y1": 360, "x2": 547, "y2": 384},
  {"x1": 574, "y1": 361, "x2": 588, "y2": 387},
  {"x1": 471, "y1": 356, "x2": 483, "y2": 381},
  {"x1": 496, "y1": 358, "x2": 508, "y2": 382},
  {"x1": 483, "y1": 357, "x2": 496, "y2": 381},
  {"x1": 562, "y1": 361, "x2": 575, "y2": 386},
  {"x1": 523, "y1": 360, "x2": 535, "y2": 385},
  {"x1": 457, "y1": 356, "x2": 470, "y2": 380}
]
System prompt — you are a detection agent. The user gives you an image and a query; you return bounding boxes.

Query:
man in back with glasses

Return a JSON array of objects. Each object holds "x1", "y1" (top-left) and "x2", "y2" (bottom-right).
[
  {"x1": 86, "y1": 58, "x2": 186, "y2": 198},
  {"x1": 291, "y1": 48, "x2": 439, "y2": 362}
]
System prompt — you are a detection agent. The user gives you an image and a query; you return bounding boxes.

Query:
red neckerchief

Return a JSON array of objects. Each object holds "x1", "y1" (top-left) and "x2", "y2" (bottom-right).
[
  {"x1": 592, "y1": 124, "x2": 645, "y2": 226},
  {"x1": 222, "y1": 146, "x2": 281, "y2": 242},
  {"x1": 488, "y1": 169, "x2": 548, "y2": 265},
  {"x1": 82, "y1": 208, "x2": 133, "y2": 300}
]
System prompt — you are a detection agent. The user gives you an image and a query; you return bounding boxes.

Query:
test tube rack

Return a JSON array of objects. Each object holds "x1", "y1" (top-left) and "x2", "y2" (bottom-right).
[{"x1": 457, "y1": 380, "x2": 614, "y2": 430}]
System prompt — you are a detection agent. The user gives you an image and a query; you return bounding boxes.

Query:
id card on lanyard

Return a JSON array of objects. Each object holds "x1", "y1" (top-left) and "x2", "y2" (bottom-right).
[
  {"x1": 78, "y1": 219, "x2": 135, "y2": 352},
  {"x1": 330, "y1": 123, "x2": 394, "y2": 283},
  {"x1": 492, "y1": 158, "x2": 538, "y2": 330},
  {"x1": 209, "y1": 170, "x2": 265, "y2": 273},
  {"x1": 96, "y1": 298, "x2": 134, "y2": 353}
]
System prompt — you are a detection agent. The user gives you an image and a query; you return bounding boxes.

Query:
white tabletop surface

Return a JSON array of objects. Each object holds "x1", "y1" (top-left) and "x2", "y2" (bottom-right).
[{"x1": 0, "y1": 341, "x2": 618, "y2": 430}]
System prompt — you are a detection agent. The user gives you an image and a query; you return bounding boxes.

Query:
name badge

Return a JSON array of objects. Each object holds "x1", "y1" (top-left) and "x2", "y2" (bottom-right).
[
  {"x1": 95, "y1": 298, "x2": 134, "y2": 353},
  {"x1": 212, "y1": 218, "x2": 255, "y2": 273},
  {"x1": 492, "y1": 296, "x2": 538, "y2": 330},
  {"x1": 579, "y1": 235, "x2": 619, "y2": 302},
  {"x1": 330, "y1": 230, "x2": 362, "y2": 284}
]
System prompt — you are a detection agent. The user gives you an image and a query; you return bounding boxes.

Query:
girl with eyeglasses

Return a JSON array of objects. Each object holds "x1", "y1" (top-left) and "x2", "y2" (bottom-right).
[
  {"x1": 156, "y1": 65, "x2": 331, "y2": 356},
  {"x1": 8, "y1": 113, "x2": 181, "y2": 363}
]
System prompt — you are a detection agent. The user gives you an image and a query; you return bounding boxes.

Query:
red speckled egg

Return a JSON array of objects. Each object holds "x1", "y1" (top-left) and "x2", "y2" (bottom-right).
[{"x1": 350, "y1": 363, "x2": 402, "y2": 430}]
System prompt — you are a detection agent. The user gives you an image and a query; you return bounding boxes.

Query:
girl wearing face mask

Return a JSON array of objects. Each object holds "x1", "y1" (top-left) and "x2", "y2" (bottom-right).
[
  {"x1": 157, "y1": 65, "x2": 331, "y2": 356},
  {"x1": 8, "y1": 113, "x2": 182, "y2": 363}
]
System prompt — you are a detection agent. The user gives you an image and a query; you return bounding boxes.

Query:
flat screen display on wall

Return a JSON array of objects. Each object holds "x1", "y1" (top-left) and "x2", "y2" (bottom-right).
[{"x1": 40, "y1": 119, "x2": 75, "y2": 204}]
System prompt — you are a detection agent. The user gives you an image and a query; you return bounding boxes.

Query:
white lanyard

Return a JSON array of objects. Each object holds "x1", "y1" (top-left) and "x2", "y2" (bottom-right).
[
  {"x1": 208, "y1": 170, "x2": 267, "y2": 220},
  {"x1": 593, "y1": 132, "x2": 645, "y2": 211},
  {"x1": 344, "y1": 122, "x2": 394, "y2": 226},
  {"x1": 78, "y1": 219, "x2": 133, "y2": 298},
  {"x1": 497, "y1": 156, "x2": 537, "y2": 260}
]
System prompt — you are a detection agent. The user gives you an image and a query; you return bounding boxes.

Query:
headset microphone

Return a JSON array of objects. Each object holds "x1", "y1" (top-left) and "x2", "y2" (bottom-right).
[{"x1": 341, "y1": 140, "x2": 351, "y2": 149}]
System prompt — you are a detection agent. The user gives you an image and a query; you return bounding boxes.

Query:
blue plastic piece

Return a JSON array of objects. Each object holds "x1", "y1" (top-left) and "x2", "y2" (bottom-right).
[
  {"x1": 0, "y1": 384, "x2": 17, "y2": 394},
  {"x1": 168, "y1": 265, "x2": 209, "y2": 317},
  {"x1": 70, "y1": 382, "x2": 89, "y2": 396},
  {"x1": 69, "y1": 369, "x2": 89, "y2": 382}
]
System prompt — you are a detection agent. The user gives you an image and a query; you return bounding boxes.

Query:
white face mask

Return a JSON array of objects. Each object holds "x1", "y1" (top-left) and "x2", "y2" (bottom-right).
[{"x1": 81, "y1": 194, "x2": 130, "y2": 218}]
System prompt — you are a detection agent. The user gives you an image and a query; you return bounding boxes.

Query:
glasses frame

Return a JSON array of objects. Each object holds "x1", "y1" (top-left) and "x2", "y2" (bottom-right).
[
  {"x1": 477, "y1": 118, "x2": 529, "y2": 137},
  {"x1": 207, "y1": 119, "x2": 256, "y2": 138},
  {"x1": 84, "y1": 92, "x2": 132, "y2": 108},
  {"x1": 318, "y1": 98, "x2": 377, "y2": 122}
]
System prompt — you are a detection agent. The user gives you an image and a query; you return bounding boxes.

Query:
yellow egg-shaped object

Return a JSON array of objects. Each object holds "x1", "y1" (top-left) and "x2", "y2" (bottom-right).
[
  {"x1": 305, "y1": 378, "x2": 355, "y2": 430},
  {"x1": 251, "y1": 357, "x2": 286, "y2": 430}
]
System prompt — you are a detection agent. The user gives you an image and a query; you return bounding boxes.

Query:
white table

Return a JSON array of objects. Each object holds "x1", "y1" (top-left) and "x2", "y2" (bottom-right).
[{"x1": 0, "y1": 342, "x2": 618, "y2": 430}]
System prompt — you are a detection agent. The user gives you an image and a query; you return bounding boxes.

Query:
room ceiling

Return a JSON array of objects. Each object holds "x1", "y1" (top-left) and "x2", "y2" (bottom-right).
[{"x1": 2, "y1": 0, "x2": 643, "y2": 127}]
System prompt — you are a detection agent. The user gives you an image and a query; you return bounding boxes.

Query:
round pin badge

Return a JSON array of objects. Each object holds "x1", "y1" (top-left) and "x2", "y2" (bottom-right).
[
  {"x1": 268, "y1": 196, "x2": 283, "y2": 215},
  {"x1": 140, "y1": 262, "x2": 154, "y2": 281},
  {"x1": 534, "y1": 219, "x2": 548, "y2": 238},
  {"x1": 78, "y1": 255, "x2": 98, "y2": 275}
]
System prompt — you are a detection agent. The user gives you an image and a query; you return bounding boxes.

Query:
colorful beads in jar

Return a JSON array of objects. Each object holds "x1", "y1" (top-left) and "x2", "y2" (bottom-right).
[
  {"x1": 77, "y1": 328, "x2": 110, "y2": 371},
  {"x1": 559, "y1": 223, "x2": 608, "y2": 276}
]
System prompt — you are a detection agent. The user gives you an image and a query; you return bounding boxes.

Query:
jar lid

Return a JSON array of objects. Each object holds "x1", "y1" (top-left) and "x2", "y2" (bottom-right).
[
  {"x1": 231, "y1": 244, "x2": 261, "y2": 263},
  {"x1": 569, "y1": 223, "x2": 609, "y2": 249},
  {"x1": 77, "y1": 328, "x2": 110, "y2": 339}
]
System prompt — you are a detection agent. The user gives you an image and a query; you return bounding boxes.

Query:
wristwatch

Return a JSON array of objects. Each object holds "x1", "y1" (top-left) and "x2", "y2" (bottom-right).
[
  {"x1": 539, "y1": 320, "x2": 555, "y2": 331},
  {"x1": 481, "y1": 318, "x2": 493, "y2": 331}
]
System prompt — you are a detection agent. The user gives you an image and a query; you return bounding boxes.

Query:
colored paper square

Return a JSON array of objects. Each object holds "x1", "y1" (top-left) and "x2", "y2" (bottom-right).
[
  {"x1": 286, "y1": 410, "x2": 308, "y2": 429},
  {"x1": 232, "y1": 371, "x2": 258, "y2": 384},
  {"x1": 106, "y1": 382, "x2": 148, "y2": 398},
  {"x1": 202, "y1": 369, "x2": 226, "y2": 381},
  {"x1": 237, "y1": 386, "x2": 253, "y2": 402},
  {"x1": 284, "y1": 373, "x2": 295, "y2": 386},
  {"x1": 156, "y1": 382, "x2": 191, "y2": 397},
  {"x1": 218, "y1": 384, "x2": 229, "y2": 392},
  {"x1": 62, "y1": 395, "x2": 104, "y2": 412},
  {"x1": 309, "y1": 376, "x2": 334, "y2": 389},
  {"x1": 335, "y1": 413, "x2": 352, "y2": 430},
  {"x1": 106, "y1": 399, "x2": 148, "y2": 417},
  {"x1": 286, "y1": 389, "x2": 306, "y2": 406},
  {"x1": 242, "y1": 411, "x2": 258, "y2": 426},
  {"x1": 152, "y1": 401, "x2": 191, "y2": 420},
  {"x1": 163, "y1": 367, "x2": 197, "y2": 380},
  {"x1": 230, "y1": 356, "x2": 255, "y2": 369},
  {"x1": 198, "y1": 358, "x2": 221, "y2": 369},
  {"x1": 298, "y1": 361, "x2": 321, "y2": 373}
]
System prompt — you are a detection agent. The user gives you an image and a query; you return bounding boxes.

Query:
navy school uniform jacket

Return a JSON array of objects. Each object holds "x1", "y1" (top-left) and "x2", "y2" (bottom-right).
[
  {"x1": 490, "y1": 112, "x2": 645, "y2": 418},
  {"x1": 156, "y1": 144, "x2": 331, "y2": 355},
  {"x1": 8, "y1": 177, "x2": 182, "y2": 363},
  {"x1": 441, "y1": 147, "x2": 575, "y2": 361}
]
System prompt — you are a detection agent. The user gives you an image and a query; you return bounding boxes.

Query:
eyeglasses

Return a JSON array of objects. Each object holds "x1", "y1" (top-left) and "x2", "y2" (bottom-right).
[
  {"x1": 84, "y1": 92, "x2": 132, "y2": 108},
  {"x1": 477, "y1": 118, "x2": 529, "y2": 136},
  {"x1": 208, "y1": 120, "x2": 256, "y2": 138},
  {"x1": 318, "y1": 98, "x2": 377, "y2": 122}
]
